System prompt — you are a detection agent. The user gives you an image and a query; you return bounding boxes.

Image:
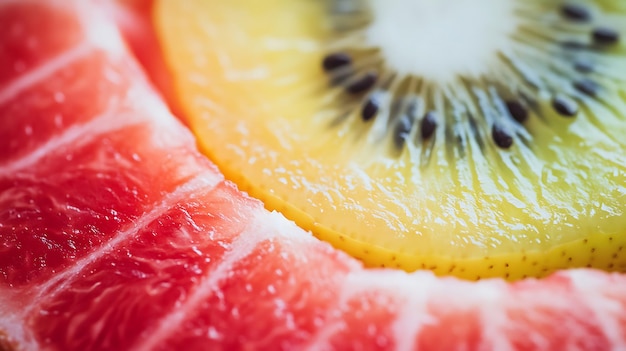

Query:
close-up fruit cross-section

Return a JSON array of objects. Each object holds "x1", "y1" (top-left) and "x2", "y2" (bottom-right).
[
  {"x1": 156, "y1": 0, "x2": 626, "y2": 280},
  {"x1": 1, "y1": 0, "x2": 626, "y2": 350}
]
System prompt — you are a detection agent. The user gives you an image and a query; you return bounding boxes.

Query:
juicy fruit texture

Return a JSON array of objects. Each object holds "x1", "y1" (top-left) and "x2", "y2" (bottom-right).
[
  {"x1": 2, "y1": 1, "x2": 626, "y2": 351},
  {"x1": 102, "y1": 0, "x2": 182, "y2": 117},
  {"x1": 154, "y1": 0, "x2": 626, "y2": 280}
]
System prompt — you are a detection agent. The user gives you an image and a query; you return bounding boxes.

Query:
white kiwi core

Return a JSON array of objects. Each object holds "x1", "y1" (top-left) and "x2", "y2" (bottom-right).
[{"x1": 365, "y1": 0, "x2": 520, "y2": 84}]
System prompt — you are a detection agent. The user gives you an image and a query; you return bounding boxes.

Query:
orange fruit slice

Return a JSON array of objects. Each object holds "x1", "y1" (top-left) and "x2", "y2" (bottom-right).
[{"x1": 154, "y1": 0, "x2": 626, "y2": 280}]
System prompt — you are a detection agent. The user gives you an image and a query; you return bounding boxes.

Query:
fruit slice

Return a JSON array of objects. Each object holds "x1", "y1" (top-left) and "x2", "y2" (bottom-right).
[
  {"x1": 101, "y1": 0, "x2": 182, "y2": 117},
  {"x1": 2, "y1": 1, "x2": 626, "y2": 350},
  {"x1": 154, "y1": 0, "x2": 626, "y2": 279}
]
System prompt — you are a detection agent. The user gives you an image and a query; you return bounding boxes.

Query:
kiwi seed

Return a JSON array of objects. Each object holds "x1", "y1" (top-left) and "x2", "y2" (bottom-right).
[
  {"x1": 592, "y1": 27, "x2": 620, "y2": 45},
  {"x1": 346, "y1": 71, "x2": 378, "y2": 94},
  {"x1": 505, "y1": 100, "x2": 528, "y2": 124},
  {"x1": 560, "y1": 3, "x2": 591, "y2": 22},
  {"x1": 492, "y1": 123, "x2": 513, "y2": 149},
  {"x1": 552, "y1": 94, "x2": 579, "y2": 117},
  {"x1": 573, "y1": 79, "x2": 600, "y2": 97},
  {"x1": 362, "y1": 95, "x2": 380, "y2": 121},
  {"x1": 322, "y1": 52, "x2": 352, "y2": 72},
  {"x1": 317, "y1": 1, "x2": 624, "y2": 153},
  {"x1": 420, "y1": 112, "x2": 437, "y2": 141}
]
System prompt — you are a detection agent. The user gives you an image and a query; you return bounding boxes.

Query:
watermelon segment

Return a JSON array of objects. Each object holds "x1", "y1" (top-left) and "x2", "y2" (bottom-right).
[
  {"x1": 101, "y1": 0, "x2": 181, "y2": 115},
  {"x1": 150, "y1": 218, "x2": 357, "y2": 351},
  {"x1": 0, "y1": 0, "x2": 84, "y2": 87},
  {"x1": 30, "y1": 181, "x2": 255, "y2": 350},
  {"x1": 1, "y1": 1, "x2": 626, "y2": 350},
  {"x1": 0, "y1": 50, "x2": 128, "y2": 164}
]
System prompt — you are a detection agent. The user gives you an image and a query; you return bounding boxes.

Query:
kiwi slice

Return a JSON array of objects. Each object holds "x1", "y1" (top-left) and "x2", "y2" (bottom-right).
[{"x1": 155, "y1": 0, "x2": 626, "y2": 280}]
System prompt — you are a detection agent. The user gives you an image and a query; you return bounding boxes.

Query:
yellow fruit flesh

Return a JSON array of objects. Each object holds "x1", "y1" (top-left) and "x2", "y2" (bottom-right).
[{"x1": 155, "y1": 0, "x2": 626, "y2": 280}]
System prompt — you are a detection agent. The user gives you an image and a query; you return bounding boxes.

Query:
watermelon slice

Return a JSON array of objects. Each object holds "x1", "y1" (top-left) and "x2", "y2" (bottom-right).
[{"x1": 1, "y1": 1, "x2": 626, "y2": 350}]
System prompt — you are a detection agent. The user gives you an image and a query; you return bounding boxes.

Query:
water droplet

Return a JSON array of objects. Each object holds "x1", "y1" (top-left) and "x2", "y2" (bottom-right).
[
  {"x1": 267, "y1": 284, "x2": 276, "y2": 295},
  {"x1": 54, "y1": 114, "x2": 63, "y2": 128},
  {"x1": 54, "y1": 92, "x2": 65, "y2": 103},
  {"x1": 207, "y1": 326, "x2": 222, "y2": 340}
]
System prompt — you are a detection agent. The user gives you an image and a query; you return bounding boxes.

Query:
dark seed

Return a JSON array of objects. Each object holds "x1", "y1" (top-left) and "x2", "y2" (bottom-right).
[
  {"x1": 393, "y1": 114, "x2": 414, "y2": 149},
  {"x1": 561, "y1": 3, "x2": 591, "y2": 22},
  {"x1": 322, "y1": 53, "x2": 352, "y2": 72},
  {"x1": 346, "y1": 71, "x2": 378, "y2": 94},
  {"x1": 592, "y1": 27, "x2": 620, "y2": 45},
  {"x1": 574, "y1": 58, "x2": 594, "y2": 73},
  {"x1": 361, "y1": 96, "x2": 380, "y2": 121},
  {"x1": 505, "y1": 100, "x2": 528, "y2": 123},
  {"x1": 573, "y1": 78, "x2": 600, "y2": 97},
  {"x1": 552, "y1": 94, "x2": 579, "y2": 117},
  {"x1": 492, "y1": 124, "x2": 513, "y2": 149},
  {"x1": 420, "y1": 111, "x2": 438, "y2": 140}
]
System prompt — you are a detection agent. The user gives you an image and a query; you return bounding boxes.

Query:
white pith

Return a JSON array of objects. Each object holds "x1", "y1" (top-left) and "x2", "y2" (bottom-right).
[{"x1": 365, "y1": 0, "x2": 520, "y2": 84}]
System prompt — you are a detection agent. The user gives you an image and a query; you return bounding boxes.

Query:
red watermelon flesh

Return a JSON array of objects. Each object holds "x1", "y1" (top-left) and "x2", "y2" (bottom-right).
[
  {"x1": 100, "y1": 0, "x2": 181, "y2": 116},
  {"x1": 1, "y1": 1, "x2": 626, "y2": 350}
]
